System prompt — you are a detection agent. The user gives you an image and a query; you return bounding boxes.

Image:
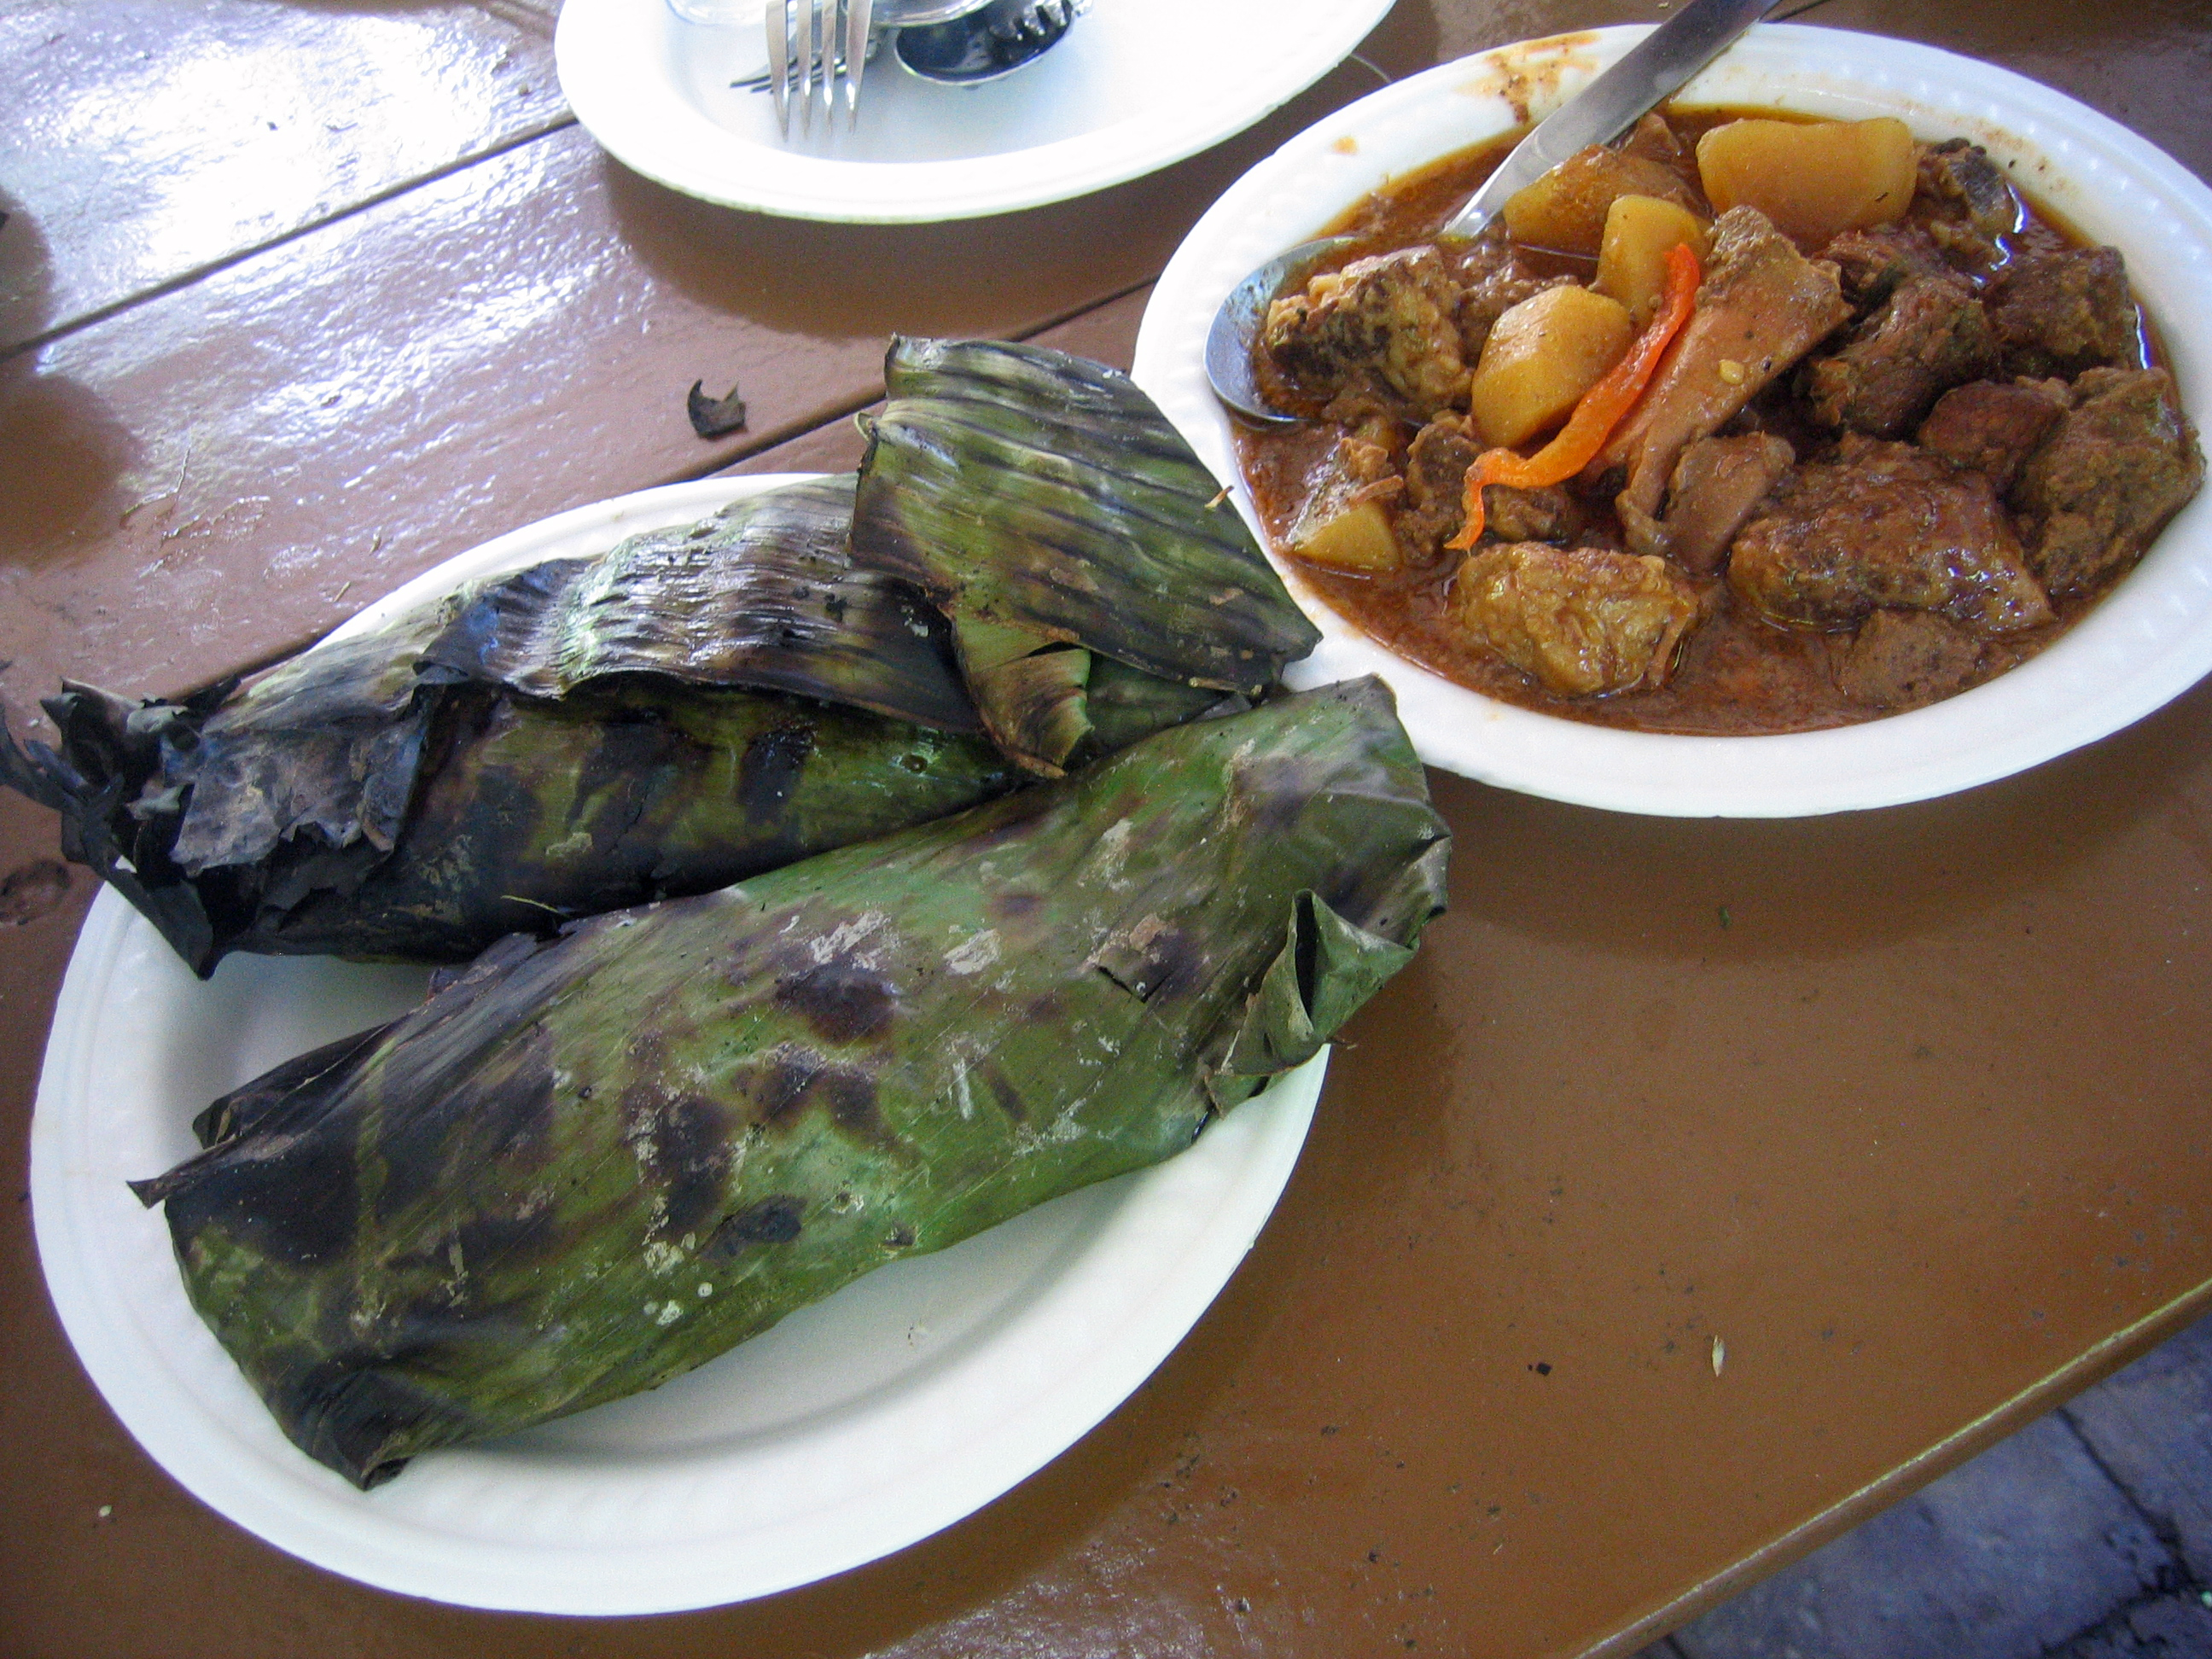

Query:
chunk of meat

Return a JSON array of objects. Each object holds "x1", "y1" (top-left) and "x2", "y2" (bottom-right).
[
  {"x1": 1730, "y1": 435, "x2": 2052, "y2": 632},
  {"x1": 1486, "y1": 483, "x2": 1582, "y2": 546},
  {"x1": 1660, "y1": 433, "x2": 1796, "y2": 576},
  {"x1": 1399, "y1": 416, "x2": 1478, "y2": 563},
  {"x1": 1916, "y1": 140, "x2": 2023, "y2": 240},
  {"x1": 2013, "y1": 367, "x2": 2204, "y2": 597},
  {"x1": 1987, "y1": 246, "x2": 2143, "y2": 378},
  {"x1": 1836, "y1": 609, "x2": 1987, "y2": 709},
  {"x1": 1821, "y1": 224, "x2": 1953, "y2": 307},
  {"x1": 1398, "y1": 416, "x2": 1580, "y2": 563},
  {"x1": 1597, "y1": 207, "x2": 1854, "y2": 517},
  {"x1": 1450, "y1": 544, "x2": 1700, "y2": 696},
  {"x1": 1620, "y1": 111, "x2": 1691, "y2": 172},
  {"x1": 1915, "y1": 377, "x2": 2070, "y2": 494},
  {"x1": 1801, "y1": 276, "x2": 1997, "y2": 437},
  {"x1": 1260, "y1": 246, "x2": 1471, "y2": 419},
  {"x1": 1912, "y1": 142, "x2": 2022, "y2": 280},
  {"x1": 1318, "y1": 385, "x2": 1413, "y2": 434},
  {"x1": 1341, "y1": 424, "x2": 1400, "y2": 480}
]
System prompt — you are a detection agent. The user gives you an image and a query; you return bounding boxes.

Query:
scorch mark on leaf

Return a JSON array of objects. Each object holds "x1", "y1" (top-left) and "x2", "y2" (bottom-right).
[
  {"x1": 810, "y1": 910, "x2": 891, "y2": 965},
  {"x1": 946, "y1": 928, "x2": 1002, "y2": 975},
  {"x1": 1089, "y1": 818, "x2": 1135, "y2": 888}
]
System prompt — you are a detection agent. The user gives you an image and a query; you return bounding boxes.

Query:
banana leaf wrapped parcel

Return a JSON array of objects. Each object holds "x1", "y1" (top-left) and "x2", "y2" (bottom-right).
[
  {"x1": 131, "y1": 678, "x2": 1450, "y2": 1488},
  {"x1": 0, "y1": 478, "x2": 1022, "y2": 973},
  {"x1": 853, "y1": 337, "x2": 1324, "y2": 775}
]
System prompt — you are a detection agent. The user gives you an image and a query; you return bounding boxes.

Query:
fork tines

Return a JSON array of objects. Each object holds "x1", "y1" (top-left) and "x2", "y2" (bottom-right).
[{"x1": 769, "y1": 0, "x2": 874, "y2": 137}]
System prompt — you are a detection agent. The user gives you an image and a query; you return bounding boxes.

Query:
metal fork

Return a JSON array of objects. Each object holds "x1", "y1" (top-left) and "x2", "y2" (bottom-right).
[
  {"x1": 767, "y1": 0, "x2": 874, "y2": 135},
  {"x1": 765, "y1": 0, "x2": 1004, "y2": 133}
]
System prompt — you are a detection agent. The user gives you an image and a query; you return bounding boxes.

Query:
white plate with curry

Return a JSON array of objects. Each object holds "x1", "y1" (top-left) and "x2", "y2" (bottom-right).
[{"x1": 1132, "y1": 24, "x2": 2212, "y2": 818}]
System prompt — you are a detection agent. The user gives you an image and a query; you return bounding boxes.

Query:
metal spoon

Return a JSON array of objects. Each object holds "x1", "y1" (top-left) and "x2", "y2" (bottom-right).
[
  {"x1": 1204, "y1": 0, "x2": 1786, "y2": 426},
  {"x1": 893, "y1": 0, "x2": 1075, "y2": 85}
]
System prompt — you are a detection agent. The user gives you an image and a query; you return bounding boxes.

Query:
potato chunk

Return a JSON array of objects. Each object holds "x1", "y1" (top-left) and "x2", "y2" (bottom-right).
[
  {"x1": 1287, "y1": 437, "x2": 1405, "y2": 572},
  {"x1": 1468, "y1": 286, "x2": 1633, "y2": 449},
  {"x1": 1501, "y1": 145, "x2": 1699, "y2": 257},
  {"x1": 1291, "y1": 496, "x2": 1400, "y2": 572},
  {"x1": 1695, "y1": 118, "x2": 1917, "y2": 245},
  {"x1": 1595, "y1": 195, "x2": 1711, "y2": 326}
]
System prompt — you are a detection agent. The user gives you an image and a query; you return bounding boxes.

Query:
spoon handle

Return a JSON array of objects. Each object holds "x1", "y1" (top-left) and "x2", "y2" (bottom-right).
[{"x1": 1441, "y1": 0, "x2": 1787, "y2": 240}]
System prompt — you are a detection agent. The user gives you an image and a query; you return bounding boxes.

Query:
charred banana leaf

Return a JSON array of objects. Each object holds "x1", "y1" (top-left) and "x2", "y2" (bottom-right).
[
  {"x1": 133, "y1": 678, "x2": 1449, "y2": 1487},
  {"x1": 415, "y1": 478, "x2": 979, "y2": 724},
  {"x1": 0, "y1": 478, "x2": 1018, "y2": 973},
  {"x1": 853, "y1": 337, "x2": 1321, "y2": 774},
  {"x1": 212, "y1": 681, "x2": 1013, "y2": 963}
]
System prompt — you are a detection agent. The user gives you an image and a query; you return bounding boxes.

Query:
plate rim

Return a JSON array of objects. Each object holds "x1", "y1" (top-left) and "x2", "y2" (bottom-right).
[
  {"x1": 1131, "y1": 23, "x2": 2212, "y2": 818},
  {"x1": 29, "y1": 474, "x2": 1327, "y2": 1614},
  {"x1": 552, "y1": 0, "x2": 1396, "y2": 224}
]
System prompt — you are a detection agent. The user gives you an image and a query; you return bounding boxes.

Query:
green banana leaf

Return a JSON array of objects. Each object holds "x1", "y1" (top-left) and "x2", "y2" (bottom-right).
[
  {"x1": 852, "y1": 337, "x2": 1320, "y2": 774},
  {"x1": 0, "y1": 478, "x2": 1018, "y2": 973},
  {"x1": 132, "y1": 678, "x2": 1450, "y2": 1488}
]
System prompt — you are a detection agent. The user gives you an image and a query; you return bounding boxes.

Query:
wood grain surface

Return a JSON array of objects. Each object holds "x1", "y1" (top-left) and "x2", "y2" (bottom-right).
[{"x1": 3, "y1": 2, "x2": 2209, "y2": 1656}]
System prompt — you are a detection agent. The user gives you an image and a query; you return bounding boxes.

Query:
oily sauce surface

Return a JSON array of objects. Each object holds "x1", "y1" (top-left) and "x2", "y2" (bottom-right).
[{"x1": 1232, "y1": 112, "x2": 2101, "y2": 736}]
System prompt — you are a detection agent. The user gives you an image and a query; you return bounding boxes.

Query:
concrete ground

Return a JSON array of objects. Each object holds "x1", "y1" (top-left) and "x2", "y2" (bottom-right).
[{"x1": 1638, "y1": 1312, "x2": 2212, "y2": 1659}]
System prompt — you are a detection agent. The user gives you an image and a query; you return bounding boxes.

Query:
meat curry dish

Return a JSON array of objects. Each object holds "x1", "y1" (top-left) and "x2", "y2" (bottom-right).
[{"x1": 1237, "y1": 108, "x2": 2205, "y2": 733}]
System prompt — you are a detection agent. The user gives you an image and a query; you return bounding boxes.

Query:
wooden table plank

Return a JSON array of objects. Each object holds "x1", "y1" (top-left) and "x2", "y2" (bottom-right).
[
  {"x1": 0, "y1": 0, "x2": 568, "y2": 352},
  {"x1": 4, "y1": 2, "x2": 2212, "y2": 1656},
  {"x1": 725, "y1": 285, "x2": 1160, "y2": 480}
]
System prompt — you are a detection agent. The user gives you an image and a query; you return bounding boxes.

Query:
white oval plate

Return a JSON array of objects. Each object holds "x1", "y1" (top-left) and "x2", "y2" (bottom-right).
[
  {"x1": 553, "y1": 0, "x2": 1393, "y2": 223},
  {"x1": 30, "y1": 475, "x2": 1324, "y2": 1614},
  {"x1": 1133, "y1": 26, "x2": 2212, "y2": 818}
]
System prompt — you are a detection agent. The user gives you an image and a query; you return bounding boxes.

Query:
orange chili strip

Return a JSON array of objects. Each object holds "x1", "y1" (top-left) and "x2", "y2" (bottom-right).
[{"x1": 1446, "y1": 240, "x2": 1703, "y2": 551}]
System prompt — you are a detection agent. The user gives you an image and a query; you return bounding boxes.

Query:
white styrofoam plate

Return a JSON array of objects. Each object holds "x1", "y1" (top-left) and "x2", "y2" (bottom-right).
[
  {"x1": 553, "y1": 0, "x2": 1394, "y2": 223},
  {"x1": 30, "y1": 475, "x2": 1324, "y2": 1614},
  {"x1": 1133, "y1": 25, "x2": 2212, "y2": 818}
]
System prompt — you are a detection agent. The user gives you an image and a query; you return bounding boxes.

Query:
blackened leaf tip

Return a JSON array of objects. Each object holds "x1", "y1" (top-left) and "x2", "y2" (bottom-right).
[{"x1": 687, "y1": 379, "x2": 748, "y2": 439}]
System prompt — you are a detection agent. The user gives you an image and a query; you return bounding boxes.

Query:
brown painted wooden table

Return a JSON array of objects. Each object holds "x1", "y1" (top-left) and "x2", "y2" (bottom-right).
[{"x1": 3, "y1": 2, "x2": 2209, "y2": 1655}]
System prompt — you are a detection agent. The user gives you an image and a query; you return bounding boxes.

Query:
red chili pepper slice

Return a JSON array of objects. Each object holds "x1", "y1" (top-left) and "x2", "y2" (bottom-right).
[{"x1": 1446, "y1": 241, "x2": 1703, "y2": 551}]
